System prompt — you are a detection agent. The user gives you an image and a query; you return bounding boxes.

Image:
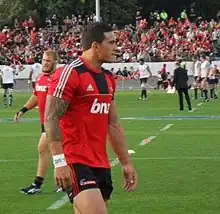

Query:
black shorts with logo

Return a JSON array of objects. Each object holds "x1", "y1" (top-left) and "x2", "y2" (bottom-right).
[{"x1": 68, "y1": 163, "x2": 113, "y2": 203}]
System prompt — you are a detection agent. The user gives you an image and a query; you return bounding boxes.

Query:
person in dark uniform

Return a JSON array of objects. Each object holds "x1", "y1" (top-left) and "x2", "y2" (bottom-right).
[{"x1": 172, "y1": 61, "x2": 192, "y2": 111}]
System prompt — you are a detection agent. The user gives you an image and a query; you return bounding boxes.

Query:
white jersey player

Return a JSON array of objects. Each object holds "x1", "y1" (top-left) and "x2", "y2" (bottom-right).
[
  {"x1": 192, "y1": 56, "x2": 201, "y2": 99},
  {"x1": 156, "y1": 71, "x2": 163, "y2": 90},
  {"x1": 29, "y1": 62, "x2": 42, "y2": 89},
  {"x1": 0, "y1": 64, "x2": 18, "y2": 107},
  {"x1": 200, "y1": 54, "x2": 211, "y2": 102},
  {"x1": 194, "y1": 60, "x2": 201, "y2": 80},
  {"x1": 208, "y1": 63, "x2": 217, "y2": 99},
  {"x1": 137, "y1": 59, "x2": 152, "y2": 100}
]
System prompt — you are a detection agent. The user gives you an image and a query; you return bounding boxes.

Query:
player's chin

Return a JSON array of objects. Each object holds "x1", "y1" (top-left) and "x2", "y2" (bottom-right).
[
  {"x1": 103, "y1": 56, "x2": 116, "y2": 63},
  {"x1": 43, "y1": 69, "x2": 51, "y2": 73}
]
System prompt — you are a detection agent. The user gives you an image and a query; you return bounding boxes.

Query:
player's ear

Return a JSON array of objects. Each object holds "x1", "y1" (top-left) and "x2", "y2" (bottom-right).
[{"x1": 91, "y1": 41, "x2": 101, "y2": 51}]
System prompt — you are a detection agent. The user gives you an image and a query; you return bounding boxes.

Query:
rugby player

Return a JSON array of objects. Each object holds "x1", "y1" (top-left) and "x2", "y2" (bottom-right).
[
  {"x1": 44, "y1": 22, "x2": 138, "y2": 214},
  {"x1": 14, "y1": 49, "x2": 60, "y2": 194}
]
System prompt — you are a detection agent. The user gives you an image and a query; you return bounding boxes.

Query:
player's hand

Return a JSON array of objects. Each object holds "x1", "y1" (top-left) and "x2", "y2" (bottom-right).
[
  {"x1": 122, "y1": 163, "x2": 138, "y2": 192},
  {"x1": 14, "y1": 111, "x2": 23, "y2": 122},
  {"x1": 54, "y1": 165, "x2": 73, "y2": 190}
]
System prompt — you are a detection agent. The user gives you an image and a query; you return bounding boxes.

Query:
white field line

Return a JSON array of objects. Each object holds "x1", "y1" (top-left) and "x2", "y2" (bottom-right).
[
  {"x1": 197, "y1": 102, "x2": 203, "y2": 107},
  {"x1": 160, "y1": 124, "x2": 174, "y2": 132},
  {"x1": 2, "y1": 156, "x2": 219, "y2": 163},
  {"x1": 139, "y1": 136, "x2": 156, "y2": 146},
  {"x1": 0, "y1": 159, "x2": 38, "y2": 163},
  {"x1": 130, "y1": 156, "x2": 220, "y2": 160},
  {"x1": 47, "y1": 195, "x2": 69, "y2": 210},
  {"x1": 190, "y1": 108, "x2": 197, "y2": 112},
  {"x1": 0, "y1": 157, "x2": 115, "y2": 163},
  {"x1": 140, "y1": 123, "x2": 174, "y2": 146}
]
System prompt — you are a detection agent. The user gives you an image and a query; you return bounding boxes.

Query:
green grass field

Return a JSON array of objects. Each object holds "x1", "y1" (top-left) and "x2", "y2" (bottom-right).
[{"x1": 0, "y1": 90, "x2": 220, "y2": 214}]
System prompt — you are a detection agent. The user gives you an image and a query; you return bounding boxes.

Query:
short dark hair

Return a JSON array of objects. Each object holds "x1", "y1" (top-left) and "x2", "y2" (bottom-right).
[
  {"x1": 176, "y1": 59, "x2": 182, "y2": 66},
  {"x1": 81, "y1": 22, "x2": 113, "y2": 51},
  {"x1": 200, "y1": 53, "x2": 206, "y2": 59},
  {"x1": 176, "y1": 61, "x2": 180, "y2": 66}
]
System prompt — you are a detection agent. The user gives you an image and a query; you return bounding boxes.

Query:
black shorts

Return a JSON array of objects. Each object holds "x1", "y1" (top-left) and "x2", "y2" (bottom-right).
[
  {"x1": 2, "y1": 83, "x2": 14, "y2": 89},
  {"x1": 68, "y1": 163, "x2": 113, "y2": 202},
  {"x1": 41, "y1": 124, "x2": 45, "y2": 133},
  {"x1": 140, "y1": 77, "x2": 148, "y2": 84},
  {"x1": 214, "y1": 79, "x2": 219, "y2": 84},
  {"x1": 201, "y1": 77, "x2": 209, "y2": 82},
  {"x1": 208, "y1": 78, "x2": 215, "y2": 85}
]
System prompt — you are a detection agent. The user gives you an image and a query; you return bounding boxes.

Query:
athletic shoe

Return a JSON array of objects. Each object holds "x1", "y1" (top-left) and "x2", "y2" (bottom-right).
[{"x1": 20, "y1": 183, "x2": 41, "y2": 195}]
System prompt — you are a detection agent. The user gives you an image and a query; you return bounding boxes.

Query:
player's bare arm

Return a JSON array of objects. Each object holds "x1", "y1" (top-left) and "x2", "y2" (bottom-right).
[
  {"x1": 44, "y1": 94, "x2": 69, "y2": 143},
  {"x1": 29, "y1": 70, "x2": 33, "y2": 80},
  {"x1": 24, "y1": 94, "x2": 38, "y2": 109},
  {"x1": 147, "y1": 66, "x2": 152, "y2": 77},
  {"x1": 28, "y1": 69, "x2": 33, "y2": 85},
  {"x1": 14, "y1": 94, "x2": 38, "y2": 122},
  {"x1": 44, "y1": 94, "x2": 72, "y2": 190},
  {"x1": 108, "y1": 101, "x2": 130, "y2": 165},
  {"x1": 108, "y1": 101, "x2": 137, "y2": 192}
]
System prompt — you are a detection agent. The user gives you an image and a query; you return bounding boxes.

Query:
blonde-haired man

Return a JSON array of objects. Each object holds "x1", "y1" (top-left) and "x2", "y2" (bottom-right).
[{"x1": 14, "y1": 49, "x2": 60, "y2": 194}]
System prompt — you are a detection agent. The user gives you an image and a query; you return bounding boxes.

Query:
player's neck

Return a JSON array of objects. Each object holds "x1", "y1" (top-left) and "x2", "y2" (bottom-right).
[
  {"x1": 81, "y1": 52, "x2": 102, "y2": 69},
  {"x1": 43, "y1": 71, "x2": 53, "y2": 76}
]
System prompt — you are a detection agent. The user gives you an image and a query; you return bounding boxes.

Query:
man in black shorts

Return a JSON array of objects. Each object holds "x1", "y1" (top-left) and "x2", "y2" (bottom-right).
[
  {"x1": 45, "y1": 22, "x2": 138, "y2": 214},
  {"x1": 0, "y1": 63, "x2": 17, "y2": 107},
  {"x1": 137, "y1": 59, "x2": 152, "y2": 100}
]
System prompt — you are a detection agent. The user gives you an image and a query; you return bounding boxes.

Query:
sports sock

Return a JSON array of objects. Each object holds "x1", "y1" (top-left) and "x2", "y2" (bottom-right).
[
  {"x1": 194, "y1": 88, "x2": 197, "y2": 98},
  {"x1": 213, "y1": 88, "x2": 217, "y2": 96},
  {"x1": 34, "y1": 176, "x2": 44, "y2": 187},
  {"x1": 210, "y1": 89, "x2": 214, "y2": 98},
  {"x1": 3, "y1": 95, "x2": 7, "y2": 106},
  {"x1": 203, "y1": 90, "x2": 208, "y2": 99},
  {"x1": 143, "y1": 89, "x2": 147, "y2": 99},
  {"x1": 140, "y1": 90, "x2": 144, "y2": 98},
  {"x1": 8, "y1": 94, "x2": 13, "y2": 106},
  {"x1": 200, "y1": 90, "x2": 204, "y2": 98}
]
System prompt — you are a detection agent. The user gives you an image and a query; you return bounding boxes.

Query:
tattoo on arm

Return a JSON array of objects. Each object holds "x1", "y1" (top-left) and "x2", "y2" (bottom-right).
[{"x1": 44, "y1": 95, "x2": 69, "y2": 142}]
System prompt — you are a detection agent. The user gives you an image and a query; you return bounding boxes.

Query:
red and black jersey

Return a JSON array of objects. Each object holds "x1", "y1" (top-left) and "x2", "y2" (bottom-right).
[
  {"x1": 48, "y1": 57, "x2": 116, "y2": 168},
  {"x1": 34, "y1": 73, "x2": 53, "y2": 124}
]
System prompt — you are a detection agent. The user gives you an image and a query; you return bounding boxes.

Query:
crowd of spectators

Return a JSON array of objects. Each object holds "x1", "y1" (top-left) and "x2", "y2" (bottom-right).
[{"x1": 0, "y1": 10, "x2": 220, "y2": 66}]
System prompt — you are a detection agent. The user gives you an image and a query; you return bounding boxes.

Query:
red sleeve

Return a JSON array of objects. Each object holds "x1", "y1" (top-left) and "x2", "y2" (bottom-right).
[
  {"x1": 48, "y1": 66, "x2": 79, "y2": 102},
  {"x1": 109, "y1": 74, "x2": 116, "y2": 100}
]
